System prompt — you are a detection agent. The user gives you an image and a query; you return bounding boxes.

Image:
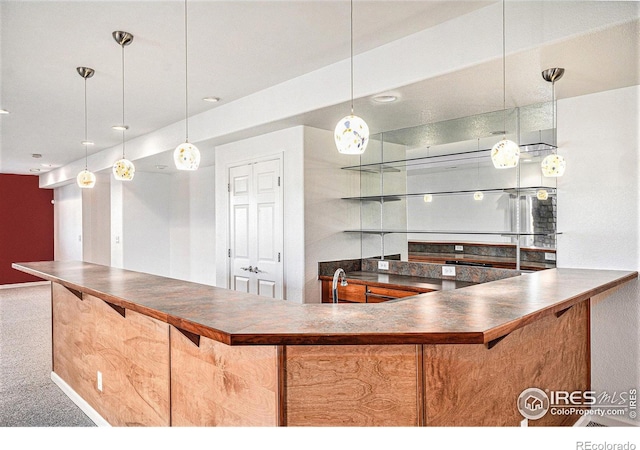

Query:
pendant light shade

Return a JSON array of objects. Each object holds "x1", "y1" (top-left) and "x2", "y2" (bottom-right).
[
  {"x1": 334, "y1": 0, "x2": 368, "y2": 155},
  {"x1": 474, "y1": 191, "x2": 484, "y2": 201},
  {"x1": 113, "y1": 158, "x2": 135, "y2": 181},
  {"x1": 541, "y1": 67, "x2": 565, "y2": 177},
  {"x1": 491, "y1": 139, "x2": 520, "y2": 169},
  {"x1": 112, "y1": 31, "x2": 135, "y2": 181},
  {"x1": 77, "y1": 169, "x2": 97, "y2": 188},
  {"x1": 423, "y1": 194, "x2": 433, "y2": 203},
  {"x1": 537, "y1": 189, "x2": 549, "y2": 201},
  {"x1": 174, "y1": 142, "x2": 201, "y2": 170},
  {"x1": 541, "y1": 153, "x2": 566, "y2": 177},
  {"x1": 174, "y1": 0, "x2": 201, "y2": 170},
  {"x1": 335, "y1": 115, "x2": 369, "y2": 155},
  {"x1": 491, "y1": 0, "x2": 520, "y2": 169},
  {"x1": 76, "y1": 66, "x2": 96, "y2": 188}
]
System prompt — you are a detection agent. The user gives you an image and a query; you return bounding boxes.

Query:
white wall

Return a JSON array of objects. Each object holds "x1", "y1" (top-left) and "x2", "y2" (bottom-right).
[
  {"x1": 121, "y1": 172, "x2": 171, "y2": 277},
  {"x1": 170, "y1": 166, "x2": 216, "y2": 285},
  {"x1": 54, "y1": 182, "x2": 82, "y2": 261},
  {"x1": 303, "y1": 127, "x2": 362, "y2": 303},
  {"x1": 557, "y1": 85, "x2": 639, "y2": 424},
  {"x1": 215, "y1": 126, "x2": 305, "y2": 302},
  {"x1": 82, "y1": 174, "x2": 111, "y2": 266}
]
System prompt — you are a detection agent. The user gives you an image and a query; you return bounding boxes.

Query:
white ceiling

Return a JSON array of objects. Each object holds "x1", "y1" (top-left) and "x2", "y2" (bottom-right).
[{"x1": 1, "y1": 0, "x2": 638, "y2": 176}]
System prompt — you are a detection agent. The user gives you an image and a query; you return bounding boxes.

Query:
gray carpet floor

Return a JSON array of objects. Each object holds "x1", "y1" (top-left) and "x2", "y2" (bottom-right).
[{"x1": 0, "y1": 283, "x2": 95, "y2": 427}]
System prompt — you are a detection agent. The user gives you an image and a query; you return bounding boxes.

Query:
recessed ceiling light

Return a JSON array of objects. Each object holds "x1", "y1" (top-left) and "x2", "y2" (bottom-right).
[
  {"x1": 81, "y1": 140, "x2": 95, "y2": 146},
  {"x1": 490, "y1": 130, "x2": 507, "y2": 135},
  {"x1": 31, "y1": 153, "x2": 42, "y2": 158},
  {"x1": 203, "y1": 97, "x2": 220, "y2": 103},
  {"x1": 112, "y1": 124, "x2": 129, "y2": 131},
  {"x1": 155, "y1": 164, "x2": 168, "y2": 170},
  {"x1": 40, "y1": 163, "x2": 55, "y2": 168},
  {"x1": 0, "y1": 109, "x2": 9, "y2": 114},
  {"x1": 29, "y1": 168, "x2": 41, "y2": 173},
  {"x1": 372, "y1": 95, "x2": 397, "y2": 103}
]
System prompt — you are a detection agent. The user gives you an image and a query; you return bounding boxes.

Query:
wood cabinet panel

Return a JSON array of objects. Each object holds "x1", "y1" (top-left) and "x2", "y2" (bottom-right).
[
  {"x1": 52, "y1": 283, "x2": 170, "y2": 426},
  {"x1": 285, "y1": 345, "x2": 421, "y2": 426},
  {"x1": 322, "y1": 281, "x2": 366, "y2": 303},
  {"x1": 170, "y1": 327, "x2": 279, "y2": 426},
  {"x1": 423, "y1": 300, "x2": 589, "y2": 426}
]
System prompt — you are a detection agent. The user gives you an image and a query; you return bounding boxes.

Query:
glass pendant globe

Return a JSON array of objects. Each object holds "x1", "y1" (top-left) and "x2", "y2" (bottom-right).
[
  {"x1": 113, "y1": 158, "x2": 135, "y2": 181},
  {"x1": 537, "y1": 189, "x2": 549, "y2": 201},
  {"x1": 541, "y1": 154, "x2": 566, "y2": 177},
  {"x1": 334, "y1": 115, "x2": 369, "y2": 155},
  {"x1": 174, "y1": 142, "x2": 201, "y2": 171},
  {"x1": 491, "y1": 139, "x2": 520, "y2": 169},
  {"x1": 76, "y1": 170, "x2": 96, "y2": 189},
  {"x1": 473, "y1": 191, "x2": 484, "y2": 201}
]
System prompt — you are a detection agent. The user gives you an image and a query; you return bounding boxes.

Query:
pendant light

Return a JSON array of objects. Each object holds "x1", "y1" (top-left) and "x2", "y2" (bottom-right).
[
  {"x1": 541, "y1": 67, "x2": 566, "y2": 177},
  {"x1": 76, "y1": 67, "x2": 96, "y2": 189},
  {"x1": 334, "y1": 0, "x2": 369, "y2": 155},
  {"x1": 112, "y1": 31, "x2": 135, "y2": 181},
  {"x1": 491, "y1": 0, "x2": 520, "y2": 169},
  {"x1": 174, "y1": 0, "x2": 201, "y2": 170}
]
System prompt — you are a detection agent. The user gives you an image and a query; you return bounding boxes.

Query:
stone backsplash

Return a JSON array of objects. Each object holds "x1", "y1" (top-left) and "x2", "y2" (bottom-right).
[{"x1": 319, "y1": 255, "x2": 523, "y2": 283}]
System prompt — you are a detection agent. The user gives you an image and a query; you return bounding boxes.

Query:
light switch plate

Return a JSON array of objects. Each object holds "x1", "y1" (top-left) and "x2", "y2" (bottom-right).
[
  {"x1": 442, "y1": 266, "x2": 456, "y2": 277},
  {"x1": 97, "y1": 371, "x2": 103, "y2": 392},
  {"x1": 378, "y1": 260, "x2": 389, "y2": 270},
  {"x1": 544, "y1": 253, "x2": 556, "y2": 261},
  {"x1": 454, "y1": 245, "x2": 464, "y2": 252}
]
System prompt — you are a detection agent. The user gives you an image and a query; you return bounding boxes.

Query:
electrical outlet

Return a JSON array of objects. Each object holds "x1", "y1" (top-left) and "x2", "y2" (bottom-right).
[
  {"x1": 97, "y1": 371, "x2": 103, "y2": 392},
  {"x1": 115, "y1": 235, "x2": 120, "y2": 244},
  {"x1": 454, "y1": 245, "x2": 464, "y2": 252},
  {"x1": 378, "y1": 260, "x2": 389, "y2": 270},
  {"x1": 544, "y1": 253, "x2": 556, "y2": 261},
  {"x1": 442, "y1": 266, "x2": 456, "y2": 277}
]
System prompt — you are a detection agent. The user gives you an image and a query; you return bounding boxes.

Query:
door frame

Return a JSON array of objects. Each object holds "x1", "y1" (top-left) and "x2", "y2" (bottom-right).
[{"x1": 226, "y1": 152, "x2": 284, "y2": 296}]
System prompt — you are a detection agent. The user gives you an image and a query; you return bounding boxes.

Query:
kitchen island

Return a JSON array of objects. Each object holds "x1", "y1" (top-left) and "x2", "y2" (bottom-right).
[{"x1": 12, "y1": 261, "x2": 637, "y2": 427}]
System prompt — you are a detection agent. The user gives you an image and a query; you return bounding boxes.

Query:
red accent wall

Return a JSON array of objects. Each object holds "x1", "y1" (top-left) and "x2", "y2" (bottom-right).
[{"x1": 0, "y1": 174, "x2": 54, "y2": 284}]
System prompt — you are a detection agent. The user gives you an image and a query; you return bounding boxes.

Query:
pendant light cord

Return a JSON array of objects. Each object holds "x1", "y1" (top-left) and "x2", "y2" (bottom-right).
[
  {"x1": 184, "y1": 0, "x2": 190, "y2": 142},
  {"x1": 121, "y1": 43, "x2": 126, "y2": 159},
  {"x1": 350, "y1": 0, "x2": 354, "y2": 115},
  {"x1": 502, "y1": 0, "x2": 506, "y2": 137},
  {"x1": 84, "y1": 77, "x2": 88, "y2": 170},
  {"x1": 553, "y1": 80, "x2": 557, "y2": 150}
]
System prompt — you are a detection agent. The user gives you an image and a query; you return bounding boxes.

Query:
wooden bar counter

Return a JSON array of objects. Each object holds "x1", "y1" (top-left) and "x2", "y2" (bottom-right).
[{"x1": 12, "y1": 261, "x2": 637, "y2": 427}]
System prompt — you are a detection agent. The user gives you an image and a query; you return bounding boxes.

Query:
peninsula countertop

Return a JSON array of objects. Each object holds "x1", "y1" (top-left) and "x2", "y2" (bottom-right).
[{"x1": 13, "y1": 261, "x2": 637, "y2": 346}]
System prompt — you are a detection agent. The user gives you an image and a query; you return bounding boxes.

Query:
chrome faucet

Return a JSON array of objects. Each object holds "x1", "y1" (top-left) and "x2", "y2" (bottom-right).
[{"x1": 332, "y1": 268, "x2": 348, "y2": 304}]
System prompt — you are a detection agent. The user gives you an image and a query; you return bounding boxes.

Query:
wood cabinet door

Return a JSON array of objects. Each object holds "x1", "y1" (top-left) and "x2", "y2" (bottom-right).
[{"x1": 321, "y1": 281, "x2": 366, "y2": 303}]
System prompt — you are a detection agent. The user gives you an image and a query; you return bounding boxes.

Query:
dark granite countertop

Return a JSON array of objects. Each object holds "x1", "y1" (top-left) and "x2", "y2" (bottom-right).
[
  {"x1": 408, "y1": 252, "x2": 556, "y2": 271},
  {"x1": 318, "y1": 271, "x2": 476, "y2": 292},
  {"x1": 12, "y1": 261, "x2": 637, "y2": 347}
]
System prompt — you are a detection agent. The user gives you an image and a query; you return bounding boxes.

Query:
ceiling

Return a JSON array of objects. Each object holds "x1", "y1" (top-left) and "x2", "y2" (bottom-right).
[{"x1": 1, "y1": 1, "x2": 638, "y2": 177}]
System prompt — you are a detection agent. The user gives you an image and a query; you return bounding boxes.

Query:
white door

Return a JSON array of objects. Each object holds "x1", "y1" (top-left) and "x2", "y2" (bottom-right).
[{"x1": 229, "y1": 158, "x2": 283, "y2": 299}]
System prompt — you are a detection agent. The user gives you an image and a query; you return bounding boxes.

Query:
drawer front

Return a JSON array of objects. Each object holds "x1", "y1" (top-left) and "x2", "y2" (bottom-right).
[
  {"x1": 331, "y1": 283, "x2": 367, "y2": 303},
  {"x1": 366, "y1": 286, "x2": 420, "y2": 303}
]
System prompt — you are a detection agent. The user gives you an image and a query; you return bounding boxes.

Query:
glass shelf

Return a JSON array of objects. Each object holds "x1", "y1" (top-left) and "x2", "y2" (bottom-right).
[
  {"x1": 345, "y1": 229, "x2": 562, "y2": 237},
  {"x1": 342, "y1": 186, "x2": 557, "y2": 202},
  {"x1": 342, "y1": 143, "x2": 556, "y2": 173}
]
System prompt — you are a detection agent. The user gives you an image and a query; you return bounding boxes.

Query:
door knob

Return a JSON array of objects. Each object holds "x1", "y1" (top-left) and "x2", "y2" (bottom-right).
[
  {"x1": 252, "y1": 267, "x2": 263, "y2": 274},
  {"x1": 241, "y1": 266, "x2": 254, "y2": 272}
]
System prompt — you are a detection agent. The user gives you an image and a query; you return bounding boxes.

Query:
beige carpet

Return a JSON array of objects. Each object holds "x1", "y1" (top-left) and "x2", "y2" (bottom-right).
[{"x1": 0, "y1": 283, "x2": 95, "y2": 427}]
